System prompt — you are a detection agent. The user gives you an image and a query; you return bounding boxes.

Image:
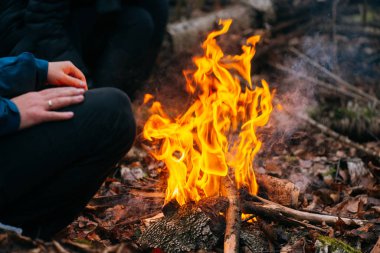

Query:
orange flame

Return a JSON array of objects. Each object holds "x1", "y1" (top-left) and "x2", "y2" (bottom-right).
[{"x1": 143, "y1": 19, "x2": 273, "y2": 205}]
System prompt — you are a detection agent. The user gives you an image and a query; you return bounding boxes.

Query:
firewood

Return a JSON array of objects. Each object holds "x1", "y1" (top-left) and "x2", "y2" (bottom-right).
[
  {"x1": 167, "y1": 5, "x2": 254, "y2": 53},
  {"x1": 222, "y1": 175, "x2": 241, "y2": 253},
  {"x1": 256, "y1": 173, "x2": 300, "y2": 208},
  {"x1": 138, "y1": 197, "x2": 228, "y2": 253},
  {"x1": 241, "y1": 195, "x2": 370, "y2": 227}
]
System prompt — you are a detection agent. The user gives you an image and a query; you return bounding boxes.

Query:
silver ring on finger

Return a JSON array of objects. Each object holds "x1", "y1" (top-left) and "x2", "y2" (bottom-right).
[{"x1": 48, "y1": 100, "x2": 53, "y2": 109}]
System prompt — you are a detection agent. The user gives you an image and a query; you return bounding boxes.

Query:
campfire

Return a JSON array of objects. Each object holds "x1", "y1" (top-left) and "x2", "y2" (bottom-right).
[
  {"x1": 139, "y1": 19, "x2": 275, "y2": 252},
  {"x1": 143, "y1": 19, "x2": 273, "y2": 205},
  {"x1": 138, "y1": 19, "x2": 371, "y2": 253}
]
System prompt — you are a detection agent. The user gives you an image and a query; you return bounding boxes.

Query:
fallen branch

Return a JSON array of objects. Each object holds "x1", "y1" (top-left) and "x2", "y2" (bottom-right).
[
  {"x1": 242, "y1": 195, "x2": 370, "y2": 227},
  {"x1": 289, "y1": 47, "x2": 380, "y2": 105},
  {"x1": 298, "y1": 114, "x2": 380, "y2": 158},
  {"x1": 222, "y1": 175, "x2": 241, "y2": 253}
]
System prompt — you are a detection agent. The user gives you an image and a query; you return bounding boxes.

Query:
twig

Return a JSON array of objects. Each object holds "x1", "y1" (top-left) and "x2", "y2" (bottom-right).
[
  {"x1": 298, "y1": 113, "x2": 380, "y2": 158},
  {"x1": 222, "y1": 174, "x2": 241, "y2": 253},
  {"x1": 242, "y1": 196, "x2": 370, "y2": 226},
  {"x1": 289, "y1": 47, "x2": 379, "y2": 105},
  {"x1": 284, "y1": 216, "x2": 327, "y2": 233}
]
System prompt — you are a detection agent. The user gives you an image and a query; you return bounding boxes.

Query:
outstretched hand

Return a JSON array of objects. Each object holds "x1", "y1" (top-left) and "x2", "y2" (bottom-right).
[
  {"x1": 48, "y1": 61, "x2": 88, "y2": 90},
  {"x1": 11, "y1": 87, "x2": 85, "y2": 130}
]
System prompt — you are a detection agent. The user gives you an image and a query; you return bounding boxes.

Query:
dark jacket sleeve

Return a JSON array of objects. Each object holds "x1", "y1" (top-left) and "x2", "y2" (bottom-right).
[
  {"x1": 0, "y1": 52, "x2": 48, "y2": 98},
  {"x1": 0, "y1": 52, "x2": 48, "y2": 136},
  {"x1": 11, "y1": 0, "x2": 86, "y2": 73}
]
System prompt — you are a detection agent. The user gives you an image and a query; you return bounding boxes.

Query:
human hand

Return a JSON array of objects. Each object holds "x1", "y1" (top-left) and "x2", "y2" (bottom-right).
[
  {"x1": 48, "y1": 61, "x2": 88, "y2": 90},
  {"x1": 11, "y1": 87, "x2": 85, "y2": 130}
]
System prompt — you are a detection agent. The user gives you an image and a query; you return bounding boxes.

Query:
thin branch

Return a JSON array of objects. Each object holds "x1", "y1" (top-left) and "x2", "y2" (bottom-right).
[
  {"x1": 242, "y1": 196, "x2": 370, "y2": 227},
  {"x1": 222, "y1": 174, "x2": 241, "y2": 253}
]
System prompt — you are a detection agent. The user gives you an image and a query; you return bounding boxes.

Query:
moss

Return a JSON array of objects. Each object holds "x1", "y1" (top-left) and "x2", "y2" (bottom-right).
[{"x1": 315, "y1": 236, "x2": 361, "y2": 253}]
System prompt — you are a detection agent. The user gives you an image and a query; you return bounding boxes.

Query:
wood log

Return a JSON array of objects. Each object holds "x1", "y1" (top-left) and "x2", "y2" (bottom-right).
[
  {"x1": 138, "y1": 197, "x2": 228, "y2": 253},
  {"x1": 167, "y1": 5, "x2": 255, "y2": 54},
  {"x1": 256, "y1": 173, "x2": 300, "y2": 208}
]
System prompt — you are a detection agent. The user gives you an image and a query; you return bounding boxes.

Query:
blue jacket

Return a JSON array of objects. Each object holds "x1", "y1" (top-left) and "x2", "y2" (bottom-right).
[{"x1": 0, "y1": 52, "x2": 48, "y2": 136}]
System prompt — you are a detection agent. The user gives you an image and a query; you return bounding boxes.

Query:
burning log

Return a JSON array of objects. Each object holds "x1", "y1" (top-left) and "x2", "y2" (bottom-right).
[{"x1": 138, "y1": 197, "x2": 228, "y2": 253}]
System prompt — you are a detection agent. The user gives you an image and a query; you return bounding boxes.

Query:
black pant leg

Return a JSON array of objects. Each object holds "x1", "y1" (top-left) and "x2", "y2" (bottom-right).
[
  {"x1": 92, "y1": 6, "x2": 155, "y2": 95},
  {"x1": 0, "y1": 88, "x2": 136, "y2": 239},
  {"x1": 69, "y1": 1, "x2": 169, "y2": 97},
  {"x1": 131, "y1": 0, "x2": 169, "y2": 76}
]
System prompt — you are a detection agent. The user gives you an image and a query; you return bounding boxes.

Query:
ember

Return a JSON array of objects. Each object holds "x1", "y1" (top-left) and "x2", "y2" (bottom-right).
[{"x1": 143, "y1": 19, "x2": 273, "y2": 205}]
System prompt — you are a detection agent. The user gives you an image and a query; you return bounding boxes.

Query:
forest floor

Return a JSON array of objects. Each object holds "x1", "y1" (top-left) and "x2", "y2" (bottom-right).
[{"x1": 1, "y1": 1, "x2": 380, "y2": 252}]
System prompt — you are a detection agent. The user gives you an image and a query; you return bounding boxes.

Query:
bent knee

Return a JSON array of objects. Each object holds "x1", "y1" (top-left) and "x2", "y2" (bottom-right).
[{"x1": 83, "y1": 88, "x2": 136, "y2": 145}]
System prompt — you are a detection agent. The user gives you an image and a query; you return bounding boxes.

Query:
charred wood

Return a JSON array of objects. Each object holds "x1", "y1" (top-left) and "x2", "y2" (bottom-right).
[{"x1": 138, "y1": 197, "x2": 228, "y2": 253}]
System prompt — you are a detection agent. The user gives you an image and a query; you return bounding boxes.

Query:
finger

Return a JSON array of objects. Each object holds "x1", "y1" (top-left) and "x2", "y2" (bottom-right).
[
  {"x1": 62, "y1": 74, "x2": 88, "y2": 89},
  {"x1": 66, "y1": 62, "x2": 88, "y2": 88},
  {"x1": 40, "y1": 87, "x2": 85, "y2": 98},
  {"x1": 41, "y1": 111, "x2": 74, "y2": 122},
  {"x1": 47, "y1": 95, "x2": 84, "y2": 110}
]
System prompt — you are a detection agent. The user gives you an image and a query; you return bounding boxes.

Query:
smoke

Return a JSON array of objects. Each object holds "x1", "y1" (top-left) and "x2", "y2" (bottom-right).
[{"x1": 260, "y1": 35, "x2": 339, "y2": 153}]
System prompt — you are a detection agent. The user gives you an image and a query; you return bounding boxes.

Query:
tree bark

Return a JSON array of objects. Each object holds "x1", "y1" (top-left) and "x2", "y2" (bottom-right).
[{"x1": 138, "y1": 197, "x2": 228, "y2": 253}]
